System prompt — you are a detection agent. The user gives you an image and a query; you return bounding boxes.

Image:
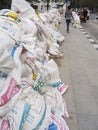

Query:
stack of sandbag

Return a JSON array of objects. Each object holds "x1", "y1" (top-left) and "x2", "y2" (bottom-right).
[
  {"x1": 11, "y1": 0, "x2": 64, "y2": 43},
  {"x1": 72, "y1": 11, "x2": 81, "y2": 28},
  {"x1": 0, "y1": 43, "x2": 69, "y2": 130},
  {"x1": 0, "y1": 0, "x2": 69, "y2": 129}
]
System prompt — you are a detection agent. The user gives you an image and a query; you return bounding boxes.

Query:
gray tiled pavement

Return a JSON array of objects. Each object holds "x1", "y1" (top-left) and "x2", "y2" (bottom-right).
[{"x1": 57, "y1": 17, "x2": 98, "y2": 130}]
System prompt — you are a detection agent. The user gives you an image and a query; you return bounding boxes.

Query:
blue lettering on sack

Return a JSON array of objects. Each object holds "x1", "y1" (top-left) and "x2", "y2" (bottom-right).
[
  {"x1": 34, "y1": 103, "x2": 46, "y2": 130},
  {"x1": 19, "y1": 102, "x2": 31, "y2": 130},
  {"x1": 11, "y1": 44, "x2": 20, "y2": 58},
  {"x1": 0, "y1": 71, "x2": 8, "y2": 79}
]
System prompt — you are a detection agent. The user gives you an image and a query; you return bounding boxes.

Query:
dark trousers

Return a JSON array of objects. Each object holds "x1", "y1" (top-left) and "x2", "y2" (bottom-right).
[{"x1": 66, "y1": 19, "x2": 71, "y2": 31}]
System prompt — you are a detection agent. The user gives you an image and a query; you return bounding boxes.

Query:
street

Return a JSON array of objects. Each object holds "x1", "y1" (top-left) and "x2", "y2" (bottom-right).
[
  {"x1": 82, "y1": 14, "x2": 98, "y2": 42},
  {"x1": 57, "y1": 17, "x2": 98, "y2": 130}
]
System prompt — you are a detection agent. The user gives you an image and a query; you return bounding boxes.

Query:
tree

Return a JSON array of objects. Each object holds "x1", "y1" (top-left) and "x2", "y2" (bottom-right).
[
  {"x1": 0, "y1": 0, "x2": 12, "y2": 9},
  {"x1": 71, "y1": 0, "x2": 98, "y2": 9}
]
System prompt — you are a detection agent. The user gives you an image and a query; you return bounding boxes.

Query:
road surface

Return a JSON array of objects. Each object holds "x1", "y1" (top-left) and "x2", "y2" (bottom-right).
[
  {"x1": 57, "y1": 17, "x2": 98, "y2": 130},
  {"x1": 82, "y1": 14, "x2": 98, "y2": 42}
]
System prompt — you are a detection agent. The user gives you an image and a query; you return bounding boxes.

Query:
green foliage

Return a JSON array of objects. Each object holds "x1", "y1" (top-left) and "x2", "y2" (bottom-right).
[
  {"x1": 0, "y1": 0, "x2": 97, "y2": 9},
  {"x1": 71, "y1": 0, "x2": 98, "y2": 9},
  {"x1": 0, "y1": 0, "x2": 12, "y2": 9}
]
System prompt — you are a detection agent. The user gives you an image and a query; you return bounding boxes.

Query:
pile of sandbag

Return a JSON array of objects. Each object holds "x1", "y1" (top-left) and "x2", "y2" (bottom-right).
[
  {"x1": 0, "y1": 0, "x2": 69, "y2": 129},
  {"x1": 72, "y1": 11, "x2": 81, "y2": 28}
]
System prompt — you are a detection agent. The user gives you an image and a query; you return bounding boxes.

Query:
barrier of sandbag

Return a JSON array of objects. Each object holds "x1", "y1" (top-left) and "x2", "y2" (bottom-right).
[
  {"x1": 72, "y1": 11, "x2": 81, "y2": 28},
  {"x1": 5, "y1": 87, "x2": 51, "y2": 130},
  {"x1": 0, "y1": 1, "x2": 69, "y2": 129}
]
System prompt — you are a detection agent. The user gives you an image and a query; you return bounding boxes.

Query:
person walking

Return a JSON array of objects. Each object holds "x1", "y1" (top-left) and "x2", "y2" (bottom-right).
[
  {"x1": 83, "y1": 8, "x2": 88, "y2": 22},
  {"x1": 65, "y1": 6, "x2": 72, "y2": 33}
]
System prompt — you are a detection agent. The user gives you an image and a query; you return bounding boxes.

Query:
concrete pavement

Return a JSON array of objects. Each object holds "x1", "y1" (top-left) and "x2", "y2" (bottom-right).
[{"x1": 56, "y1": 17, "x2": 98, "y2": 130}]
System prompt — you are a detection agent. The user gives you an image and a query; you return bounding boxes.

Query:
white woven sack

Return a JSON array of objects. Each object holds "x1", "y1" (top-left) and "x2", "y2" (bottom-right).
[
  {"x1": 4, "y1": 87, "x2": 33, "y2": 130},
  {"x1": 0, "y1": 118, "x2": 10, "y2": 130},
  {"x1": 45, "y1": 26, "x2": 65, "y2": 43},
  {"x1": 39, "y1": 104, "x2": 51, "y2": 130},
  {"x1": 11, "y1": 44, "x2": 23, "y2": 84},
  {"x1": 0, "y1": 14, "x2": 21, "y2": 41},
  {"x1": 5, "y1": 86, "x2": 51, "y2": 130},
  {"x1": 48, "y1": 45, "x2": 61, "y2": 56},
  {"x1": 40, "y1": 87, "x2": 63, "y2": 115},
  {"x1": 0, "y1": 31, "x2": 15, "y2": 51},
  {"x1": 33, "y1": 60, "x2": 50, "y2": 81},
  {"x1": 20, "y1": 18, "x2": 37, "y2": 42},
  {"x1": 11, "y1": 0, "x2": 35, "y2": 19},
  {"x1": 0, "y1": 48, "x2": 16, "y2": 74},
  {"x1": 0, "y1": 48, "x2": 22, "y2": 117},
  {"x1": 6, "y1": 100, "x2": 31, "y2": 130},
  {"x1": 45, "y1": 59, "x2": 61, "y2": 83},
  {"x1": 51, "y1": 113, "x2": 69, "y2": 130},
  {"x1": 22, "y1": 88, "x2": 47, "y2": 130},
  {"x1": 21, "y1": 63, "x2": 33, "y2": 81},
  {"x1": 0, "y1": 77, "x2": 21, "y2": 117},
  {"x1": 40, "y1": 14, "x2": 48, "y2": 24}
]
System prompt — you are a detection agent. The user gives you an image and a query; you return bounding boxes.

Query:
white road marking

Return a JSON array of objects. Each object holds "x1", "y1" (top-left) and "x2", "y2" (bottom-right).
[
  {"x1": 93, "y1": 44, "x2": 98, "y2": 48},
  {"x1": 88, "y1": 39, "x2": 95, "y2": 42}
]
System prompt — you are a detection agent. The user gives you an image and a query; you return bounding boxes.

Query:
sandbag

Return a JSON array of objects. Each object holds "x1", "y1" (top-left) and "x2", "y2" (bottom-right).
[
  {"x1": 0, "y1": 77, "x2": 21, "y2": 117},
  {"x1": 0, "y1": 14, "x2": 21, "y2": 41},
  {"x1": 51, "y1": 113, "x2": 69, "y2": 130},
  {"x1": 0, "y1": 31, "x2": 15, "y2": 51},
  {"x1": 0, "y1": 118, "x2": 10, "y2": 130},
  {"x1": 0, "y1": 46, "x2": 23, "y2": 117},
  {"x1": 44, "y1": 59, "x2": 61, "y2": 83},
  {"x1": 20, "y1": 18, "x2": 37, "y2": 43},
  {"x1": 0, "y1": 48, "x2": 16, "y2": 74},
  {"x1": 6, "y1": 100, "x2": 31, "y2": 130},
  {"x1": 11, "y1": 0, "x2": 35, "y2": 19},
  {"x1": 5, "y1": 87, "x2": 50, "y2": 130},
  {"x1": 22, "y1": 88, "x2": 47, "y2": 130}
]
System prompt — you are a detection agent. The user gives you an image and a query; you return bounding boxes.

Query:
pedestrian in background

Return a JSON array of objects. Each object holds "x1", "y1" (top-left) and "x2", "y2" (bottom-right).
[
  {"x1": 83, "y1": 8, "x2": 88, "y2": 22},
  {"x1": 87, "y1": 8, "x2": 90, "y2": 20},
  {"x1": 65, "y1": 6, "x2": 73, "y2": 33}
]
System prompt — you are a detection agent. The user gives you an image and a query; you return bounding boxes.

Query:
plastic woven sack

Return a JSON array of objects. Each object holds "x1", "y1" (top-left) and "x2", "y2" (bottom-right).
[
  {"x1": 6, "y1": 100, "x2": 31, "y2": 130},
  {"x1": 39, "y1": 86, "x2": 64, "y2": 115},
  {"x1": 44, "y1": 59, "x2": 61, "y2": 83},
  {"x1": 22, "y1": 88, "x2": 47, "y2": 130},
  {"x1": 0, "y1": 31, "x2": 15, "y2": 51},
  {"x1": 6, "y1": 87, "x2": 50, "y2": 130},
  {"x1": 0, "y1": 13, "x2": 21, "y2": 41},
  {"x1": 48, "y1": 122, "x2": 58, "y2": 130},
  {"x1": 51, "y1": 113, "x2": 69, "y2": 130},
  {"x1": 57, "y1": 83, "x2": 68, "y2": 95},
  {"x1": 11, "y1": 0, "x2": 35, "y2": 19},
  {"x1": 0, "y1": 48, "x2": 16, "y2": 74},
  {"x1": 32, "y1": 59, "x2": 61, "y2": 85},
  {"x1": 0, "y1": 118, "x2": 10, "y2": 130},
  {"x1": 0, "y1": 77, "x2": 21, "y2": 117},
  {"x1": 20, "y1": 18, "x2": 37, "y2": 42},
  {"x1": 11, "y1": 44, "x2": 23, "y2": 84}
]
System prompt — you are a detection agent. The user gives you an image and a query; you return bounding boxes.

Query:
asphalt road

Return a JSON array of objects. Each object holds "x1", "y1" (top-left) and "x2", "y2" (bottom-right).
[
  {"x1": 58, "y1": 17, "x2": 98, "y2": 130},
  {"x1": 82, "y1": 14, "x2": 98, "y2": 42}
]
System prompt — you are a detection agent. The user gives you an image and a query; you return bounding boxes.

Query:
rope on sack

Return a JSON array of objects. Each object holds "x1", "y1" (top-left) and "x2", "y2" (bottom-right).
[{"x1": 34, "y1": 81, "x2": 63, "y2": 91}]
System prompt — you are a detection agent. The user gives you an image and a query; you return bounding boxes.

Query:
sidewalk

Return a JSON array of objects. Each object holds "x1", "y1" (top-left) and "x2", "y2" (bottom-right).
[{"x1": 57, "y1": 17, "x2": 98, "y2": 130}]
